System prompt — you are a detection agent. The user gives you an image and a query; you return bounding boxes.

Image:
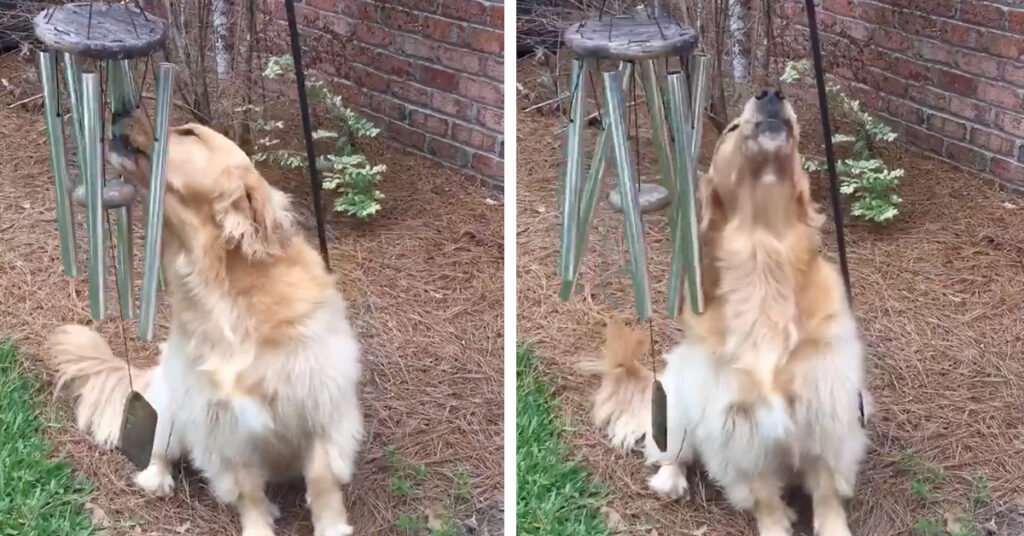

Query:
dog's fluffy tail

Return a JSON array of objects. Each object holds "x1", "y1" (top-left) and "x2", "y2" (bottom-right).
[
  {"x1": 46, "y1": 325, "x2": 154, "y2": 449},
  {"x1": 580, "y1": 320, "x2": 654, "y2": 451}
]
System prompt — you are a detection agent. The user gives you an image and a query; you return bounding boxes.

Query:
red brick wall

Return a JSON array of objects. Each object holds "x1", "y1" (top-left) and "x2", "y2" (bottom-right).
[
  {"x1": 780, "y1": 0, "x2": 1024, "y2": 192},
  {"x1": 271, "y1": 0, "x2": 504, "y2": 188}
]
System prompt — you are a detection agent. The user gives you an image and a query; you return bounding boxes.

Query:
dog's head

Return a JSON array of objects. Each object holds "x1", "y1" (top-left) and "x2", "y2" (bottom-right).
[
  {"x1": 108, "y1": 111, "x2": 293, "y2": 259},
  {"x1": 701, "y1": 89, "x2": 822, "y2": 231}
]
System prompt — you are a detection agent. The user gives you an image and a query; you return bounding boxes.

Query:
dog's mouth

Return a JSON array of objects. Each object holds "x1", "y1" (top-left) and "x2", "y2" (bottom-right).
[
  {"x1": 741, "y1": 89, "x2": 795, "y2": 159},
  {"x1": 107, "y1": 111, "x2": 154, "y2": 187}
]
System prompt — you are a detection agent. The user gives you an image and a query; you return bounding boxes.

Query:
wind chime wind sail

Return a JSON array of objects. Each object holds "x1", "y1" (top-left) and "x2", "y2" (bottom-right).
[
  {"x1": 34, "y1": 2, "x2": 172, "y2": 342},
  {"x1": 558, "y1": 7, "x2": 708, "y2": 319}
]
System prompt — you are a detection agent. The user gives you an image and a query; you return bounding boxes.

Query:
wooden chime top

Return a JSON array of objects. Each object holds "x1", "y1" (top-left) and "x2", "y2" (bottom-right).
[
  {"x1": 563, "y1": 13, "x2": 698, "y2": 61},
  {"x1": 33, "y1": 3, "x2": 167, "y2": 60}
]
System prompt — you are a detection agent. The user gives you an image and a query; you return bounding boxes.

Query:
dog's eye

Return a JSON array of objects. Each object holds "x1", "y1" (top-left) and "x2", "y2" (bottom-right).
[
  {"x1": 725, "y1": 123, "x2": 740, "y2": 134},
  {"x1": 176, "y1": 127, "x2": 199, "y2": 137}
]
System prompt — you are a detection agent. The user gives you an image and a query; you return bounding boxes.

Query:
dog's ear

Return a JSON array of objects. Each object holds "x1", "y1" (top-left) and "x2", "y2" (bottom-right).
[
  {"x1": 794, "y1": 169, "x2": 824, "y2": 228},
  {"x1": 214, "y1": 166, "x2": 293, "y2": 259}
]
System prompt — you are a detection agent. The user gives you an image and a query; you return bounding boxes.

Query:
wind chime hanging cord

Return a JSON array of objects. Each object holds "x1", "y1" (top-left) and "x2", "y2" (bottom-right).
[
  {"x1": 803, "y1": 0, "x2": 852, "y2": 303},
  {"x1": 284, "y1": 0, "x2": 331, "y2": 271}
]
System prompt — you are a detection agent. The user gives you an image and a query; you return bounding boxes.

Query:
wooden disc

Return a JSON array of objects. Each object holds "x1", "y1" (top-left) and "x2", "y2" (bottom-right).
[
  {"x1": 563, "y1": 14, "x2": 698, "y2": 61},
  {"x1": 33, "y1": 3, "x2": 167, "y2": 59}
]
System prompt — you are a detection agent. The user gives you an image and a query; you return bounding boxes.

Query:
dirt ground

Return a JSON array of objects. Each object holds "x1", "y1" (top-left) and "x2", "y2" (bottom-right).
[
  {"x1": 516, "y1": 60, "x2": 1024, "y2": 535},
  {"x1": 0, "y1": 53, "x2": 503, "y2": 535}
]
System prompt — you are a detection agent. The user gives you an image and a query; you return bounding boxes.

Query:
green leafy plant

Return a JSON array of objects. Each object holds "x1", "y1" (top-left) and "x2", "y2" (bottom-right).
[
  {"x1": 781, "y1": 59, "x2": 904, "y2": 224},
  {"x1": 253, "y1": 55, "x2": 386, "y2": 220}
]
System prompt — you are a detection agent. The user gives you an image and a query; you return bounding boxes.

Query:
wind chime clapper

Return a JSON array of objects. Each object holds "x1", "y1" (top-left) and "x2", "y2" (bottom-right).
[
  {"x1": 34, "y1": 3, "x2": 171, "y2": 342},
  {"x1": 557, "y1": 11, "x2": 709, "y2": 320}
]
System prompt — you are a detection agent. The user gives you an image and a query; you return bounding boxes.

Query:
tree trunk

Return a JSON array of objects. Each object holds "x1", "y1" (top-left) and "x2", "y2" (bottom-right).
[
  {"x1": 728, "y1": 0, "x2": 751, "y2": 82},
  {"x1": 212, "y1": 0, "x2": 231, "y2": 79}
]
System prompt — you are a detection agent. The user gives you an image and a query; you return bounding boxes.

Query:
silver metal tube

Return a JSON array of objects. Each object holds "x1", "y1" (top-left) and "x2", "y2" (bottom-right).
[
  {"x1": 107, "y1": 60, "x2": 137, "y2": 319},
  {"x1": 602, "y1": 68, "x2": 652, "y2": 319},
  {"x1": 81, "y1": 71, "x2": 105, "y2": 319},
  {"x1": 666, "y1": 72, "x2": 703, "y2": 316},
  {"x1": 39, "y1": 51, "x2": 78, "y2": 277},
  {"x1": 640, "y1": 59, "x2": 675, "y2": 193},
  {"x1": 688, "y1": 54, "x2": 711, "y2": 167},
  {"x1": 560, "y1": 61, "x2": 633, "y2": 301},
  {"x1": 558, "y1": 58, "x2": 587, "y2": 285},
  {"x1": 62, "y1": 53, "x2": 85, "y2": 181},
  {"x1": 139, "y1": 63, "x2": 175, "y2": 341}
]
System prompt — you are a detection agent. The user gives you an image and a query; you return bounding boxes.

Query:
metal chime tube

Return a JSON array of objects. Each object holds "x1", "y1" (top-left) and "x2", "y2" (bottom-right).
[
  {"x1": 62, "y1": 53, "x2": 85, "y2": 179},
  {"x1": 138, "y1": 63, "x2": 175, "y2": 341},
  {"x1": 603, "y1": 68, "x2": 652, "y2": 319},
  {"x1": 640, "y1": 60, "x2": 675, "y2": 194},
  {"x1": 558, "y1": 58, "x2": 588, "y2": 285},
  {"x1": 665, "y1": 72, "x2": 703, "y2": 315},
  {"x1": 38, "y1": 51, "x2": 78, "y2": 277},
  {"x1": 108, "y1": 60, "x2": 137, "y2": 319},
  {"x1": 688, "y1": 54, "x2": 711, "y2": 169},
  {"x1": 560, "y1": 61, "x2": 633, "y2": 300},
  {"x1": 81, "y1": 71, "x2": 105, "y2": 319}
]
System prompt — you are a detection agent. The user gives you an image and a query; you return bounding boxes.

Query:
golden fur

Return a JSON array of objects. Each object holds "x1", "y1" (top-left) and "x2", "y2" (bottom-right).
[
  {"x1": 591, "y1": 92, "x2": 870, "y2": 536},
  {"x1": 47, "y1": 113, "x2": 362, "y2": 536}
]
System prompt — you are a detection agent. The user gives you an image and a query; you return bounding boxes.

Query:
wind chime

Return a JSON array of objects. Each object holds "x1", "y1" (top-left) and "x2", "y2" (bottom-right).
[
  {"x1": 558, "y1": 3, "x2": 708, "y2": 321},
  {"x1": 557, "y1": 0, "x2": 853, "y2": 451},
  {"x1": 34, "y1": 1, "x2": 171, "y2": 468},
  {"x1": 34, "y1": 2, "x2": 172, "y2": 342}
]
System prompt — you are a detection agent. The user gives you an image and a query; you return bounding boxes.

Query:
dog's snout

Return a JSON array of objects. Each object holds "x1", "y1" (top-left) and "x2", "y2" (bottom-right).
[{"x1": 755, "y1": 88, "x2": 785, "y2": 120}]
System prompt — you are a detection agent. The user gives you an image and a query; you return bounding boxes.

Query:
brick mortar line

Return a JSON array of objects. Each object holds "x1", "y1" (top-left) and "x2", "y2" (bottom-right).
[
  {"x1": 386, "y1": 115, "x2": 504, "y2": 157},
  {"x1": 339, "y1": 26, "x2": 506, "y2": 86},
  {"x1": 286, "y1": 5, "x2": 503, "y2": 57},
  {"x1": 816, "y1": 8, "x2": 1024, "y2": 66},
  {"x1": 880, "y1": 113, "x2": 1024, "y2": 190},
  {"x1": 378, "y1": 136, "x2": 504, "y2": 190},
  {"x1": 882, "y1": 92, "x2": 995, "y2": 129},
  {"x1": 859, "y1": 64, "x2": 1023, "y2": 119},
  {"x1": 405, "y1": 100, "x2": 505, "y2": 139},
  {"x1": 325, "y1": 63, "x2": 504, "y2": 133},
  {"x1": 879, "y1": 110, "x2": 989, "y2": 161},
  {"x1": 786, "y1": 23, "x2": 1024, "y2": 116},
  {"x1": 345, "y1": 49, "x2": 502, "y2": 88},
  {"x1": 821, "y1": 0, "x2": 1023, "y2": 36}
]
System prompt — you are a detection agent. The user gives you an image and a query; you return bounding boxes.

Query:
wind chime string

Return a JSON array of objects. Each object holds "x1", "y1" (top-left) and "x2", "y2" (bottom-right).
[{"x1": 99, "y1": 61, "x2": 137, "y2": 394}]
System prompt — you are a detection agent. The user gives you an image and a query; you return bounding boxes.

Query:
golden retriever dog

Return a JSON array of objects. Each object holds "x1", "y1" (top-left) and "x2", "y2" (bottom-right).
[
  {"x1": 46, "y1": 111, "x2": 362, "y2": 536},
  {"x1": 588, "y1": 90, "x2": 871, "y2": 536}
]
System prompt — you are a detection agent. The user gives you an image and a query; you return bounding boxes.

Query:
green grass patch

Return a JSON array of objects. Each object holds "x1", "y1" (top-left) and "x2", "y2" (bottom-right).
[
  {"x1": 0, "y1": 340, "x2": 95, "y2": 536},
  {"x1": 516, "y1": 344, "x2": 609, "y2": 536}
]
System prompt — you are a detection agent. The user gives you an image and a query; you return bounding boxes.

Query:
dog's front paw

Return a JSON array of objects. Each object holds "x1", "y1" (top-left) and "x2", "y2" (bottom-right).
[
  {"x1": 135, "y1": 464, "x2": 174, "y2": 497},
  {"x1": 648, "y1": 464, "x2": 689, "y2": 501},
  {"x1": 241, "y1": 525, "x2": 276, "y2": 536},
  {"x1": 814, "y1": 516, "x2": 852, "y2": 536},
  {"x1": 315, "y1": 523, "x2": 354, "y2": 536}
]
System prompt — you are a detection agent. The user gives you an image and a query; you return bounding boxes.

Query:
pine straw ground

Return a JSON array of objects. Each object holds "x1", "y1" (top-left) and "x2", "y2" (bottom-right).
[
  {"x1": 0, "y1": 54, "x2": 503, "y2": 535},
  {"x1": 516, "y1": 61, "x2": 1024, "y2": 535}
]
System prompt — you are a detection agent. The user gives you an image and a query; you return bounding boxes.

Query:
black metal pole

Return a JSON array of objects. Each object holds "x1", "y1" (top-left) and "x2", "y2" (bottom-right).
[
  {"x1": 284, "y1": 0, "x2": 331, "y2": 271},
  {"x1": 804, "y1": 0, "x2": 852, "y2": 303}
]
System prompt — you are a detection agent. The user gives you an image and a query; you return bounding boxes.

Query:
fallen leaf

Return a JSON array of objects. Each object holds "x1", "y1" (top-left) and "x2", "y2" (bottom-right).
[
  {"x1": 534, "y1": 205, "x2": 545, "y2": 214},
  {"x1": 600, "y1": 506, "x2": 627, "y2": 533},
  {"x1": 1002, "y1": 202, "x2": 1018, "y2": 209},
  {"x1": 484, "y1": 198, "x2": 502, "y2": 205},
  {"x1": 687, "y1": 526, "x2": 708, "y2": 536},
  {"x1": 945, "y1": 507, "x2": 967, "y2": 533},
  {"x1": 175, "y1": 522, "x2": 191, "y2": 534},
  {"x1": 425, "y1": 502, "x2": 447, "y2": 531},
  {"x1": 84, "y1": 502, "x2": 110, "y2": 527},
  {"x1": 20, "y1": 202, "x2": 30, "y2": 209}
]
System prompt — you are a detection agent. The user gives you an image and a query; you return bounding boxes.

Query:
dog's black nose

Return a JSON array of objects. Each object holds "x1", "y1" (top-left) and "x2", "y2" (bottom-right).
[{"x1": 755, "y1": 89, "x2": 785, "y2": 120}]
